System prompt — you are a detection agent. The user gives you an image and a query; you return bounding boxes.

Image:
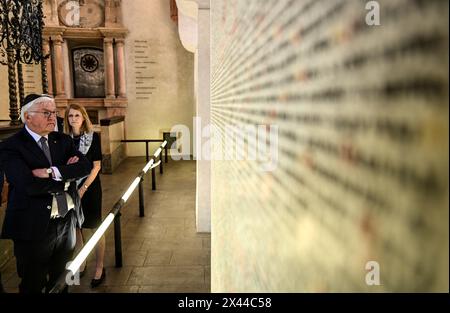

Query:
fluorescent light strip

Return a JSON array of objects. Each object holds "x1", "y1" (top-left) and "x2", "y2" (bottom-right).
[
  {"x1": 67, "y1": 213, "x2": 115, "y2": 274},
  {"x1": 143, "y1": 159, "x2": 154, "y2": 173},
  {"x1": 151, "y1": 160, "x2": 161, "y2": 169},
  {"x1": 66, "y1": 144, "x2": 167, "y2": 276},
  {"x1": 154, "y1": 148, "x2": 162, "y2": 158},
  {"x1": 121, "y1": 177, "x2": 141, "y2": 202}
]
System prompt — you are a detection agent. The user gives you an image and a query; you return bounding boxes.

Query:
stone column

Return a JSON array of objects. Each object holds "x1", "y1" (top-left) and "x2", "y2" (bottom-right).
[
  {"x1": 42, "y1": 38, "x2": 53, "y2": 95},
  {"x1": 115, "y1": 38, "x2": 127, "y2": 98},
  {"x1": 104, "y1": 37, "x2": 116, "y2": 98},
  {"x1": 53, "y1": 35, "x2": 66, "y2": 98},
  {"x1": 62, "y1": 40, "x2": 72, "y2": 98},
  {"x1": 195, "y1": 2, "x2": 211, "y2": 233}
]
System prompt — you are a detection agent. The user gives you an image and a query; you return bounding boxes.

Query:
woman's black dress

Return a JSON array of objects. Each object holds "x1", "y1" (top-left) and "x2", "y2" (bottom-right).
[{"x1": 73, "y1": 132, "x2": 102, "y2": 229}]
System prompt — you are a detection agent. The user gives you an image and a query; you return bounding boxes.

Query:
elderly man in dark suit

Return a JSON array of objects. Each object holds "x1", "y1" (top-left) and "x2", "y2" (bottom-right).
[{"x1": 0, "y1": 94, "x2": 91, "y2": 293}]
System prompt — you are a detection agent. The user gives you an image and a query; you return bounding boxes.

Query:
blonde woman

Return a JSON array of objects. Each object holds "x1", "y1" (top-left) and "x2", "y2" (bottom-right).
[{"x1": 64, "y1": 104, "x2": 105, "y2": 288}]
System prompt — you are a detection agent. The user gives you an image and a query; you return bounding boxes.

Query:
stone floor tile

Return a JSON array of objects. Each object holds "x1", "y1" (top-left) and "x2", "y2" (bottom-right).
[
  {"x1": 106, "y1": 285, "x2": 139, "y2": 293},
  {"x1": 127, "y1": 266, "x2": 205, "y2": 286},
  {"x1": 170, "y1": 249, "x2": 210, "y2": 266},
  {"x1": 139, "y1": 284, "x2": 210, "y2": 293},
  {"x1": 144, "y1": 249, "x2": 173, "y2": 266}
]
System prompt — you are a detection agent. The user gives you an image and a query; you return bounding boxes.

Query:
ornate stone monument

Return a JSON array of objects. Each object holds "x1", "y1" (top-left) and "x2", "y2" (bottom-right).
[{"x1": 42, "y1": 0, "x2": 128, "y2": 120}]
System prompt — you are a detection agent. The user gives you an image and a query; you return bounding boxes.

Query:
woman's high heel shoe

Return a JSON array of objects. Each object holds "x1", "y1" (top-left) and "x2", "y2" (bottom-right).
[{"x1": 90, "y1": 268, "x2": 106, "y2": 288}]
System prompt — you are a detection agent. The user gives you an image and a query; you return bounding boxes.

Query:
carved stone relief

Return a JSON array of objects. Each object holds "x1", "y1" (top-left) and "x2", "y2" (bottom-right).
[
  {"x1": 57, "y1": 0, "x2": 105, "y2": 28},
  {"x1": 72, "y1": 48, "x2": 105, "y2": 97}
]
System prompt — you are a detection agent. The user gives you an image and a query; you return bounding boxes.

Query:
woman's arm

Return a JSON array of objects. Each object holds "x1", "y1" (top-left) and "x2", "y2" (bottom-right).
[{"x1": 78, "y1": 160, "x2": 101, "y2": 198}]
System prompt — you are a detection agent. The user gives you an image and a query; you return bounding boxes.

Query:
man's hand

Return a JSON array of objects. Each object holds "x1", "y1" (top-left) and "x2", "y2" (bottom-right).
[
  {"x1": 67, "y1": 156, "x2": 79, "y2": 165},
  {"x1": 32, "y1": 168, "x2": 50, "y2": 178}
]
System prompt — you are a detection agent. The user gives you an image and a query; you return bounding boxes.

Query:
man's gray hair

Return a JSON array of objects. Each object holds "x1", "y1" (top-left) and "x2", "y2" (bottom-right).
[{"x1": 20, "y1": 96, "x2": 54, "y2": 123}]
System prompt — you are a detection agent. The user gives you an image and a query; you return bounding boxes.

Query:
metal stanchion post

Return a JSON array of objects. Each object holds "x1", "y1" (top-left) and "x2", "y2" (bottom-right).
[
  {"x1": 145, "y1": 141, "x2": 149, "y2": 163},
  {"x1": 114, "y1": 212, "x2": 123, "y2": 267},
  {"x1": 165, "y1": 145, "x2": 168, "y2": 163},
  {"x1": 139, "y1": 177, "x2": 145, "y2": 217},
  {"x1": 160, "y1": 152, "x2": 163, "y2": 174},
  {"x1": 152, "y1": 167, "x2": 156, "y2": 190}
]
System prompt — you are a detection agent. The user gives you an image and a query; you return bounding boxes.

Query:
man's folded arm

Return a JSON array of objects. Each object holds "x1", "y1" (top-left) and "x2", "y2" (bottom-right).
[
  {"x1": 56, "y1": 150, "x2": 92, "y2": 181},
  {"x1": 1, "y1": 149, "x2": 65, "y2": 196}
]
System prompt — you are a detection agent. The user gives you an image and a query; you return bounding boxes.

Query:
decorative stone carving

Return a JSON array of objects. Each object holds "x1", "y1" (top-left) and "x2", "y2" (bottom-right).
[
  {"x1": 170, "y1": 0, "x2": 178, "y2": 22},
  {"x1": 73, "y1": 48, "x2": 105, "y2": 97},
  {"x1": 58, "y1": 0, "x2": 105, "y2": 28},
  {"x1": 105, "y1": 0, "x2": 123, "y2": 27},
  {"x1": 43, "y1": 0, "x2": 127, "y2": 120},
  {"x1": 114, "y1": 0, "x2": 123, "y2": 25},
  {"x1": 44, "y1": 0, "x2": 59, "y2": 25}
]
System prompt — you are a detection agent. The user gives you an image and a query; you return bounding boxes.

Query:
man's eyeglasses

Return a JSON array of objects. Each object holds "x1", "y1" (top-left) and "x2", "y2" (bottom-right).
[{"x1": 29, "y1": 111, "x2": 59, "y2": 118}]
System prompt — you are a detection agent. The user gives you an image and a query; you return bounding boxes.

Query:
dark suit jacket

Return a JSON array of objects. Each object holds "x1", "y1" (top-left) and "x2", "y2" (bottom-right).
[{"x1": 0, "y1": 128, "x2": 92, "y2": 241}]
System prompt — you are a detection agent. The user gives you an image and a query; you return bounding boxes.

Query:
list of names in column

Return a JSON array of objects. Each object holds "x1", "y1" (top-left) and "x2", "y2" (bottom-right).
[{"x1": 133, "y1": 40, "x2": 157, "y2": 100}]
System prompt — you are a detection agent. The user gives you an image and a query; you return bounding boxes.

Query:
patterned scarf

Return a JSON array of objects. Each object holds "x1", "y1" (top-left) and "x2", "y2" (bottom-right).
[{"x1": 71, "y1": 131, "x2": 94, "y2": 187}]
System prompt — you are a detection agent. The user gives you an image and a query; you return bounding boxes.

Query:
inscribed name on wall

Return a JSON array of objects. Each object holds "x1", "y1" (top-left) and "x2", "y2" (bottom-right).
[{"x1": 132, "y1": 40, "x2": 157, "y2": 100}]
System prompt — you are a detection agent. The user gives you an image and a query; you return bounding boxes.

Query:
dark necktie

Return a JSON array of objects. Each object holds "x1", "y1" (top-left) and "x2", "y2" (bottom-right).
[
  {"x1": 39, "y1": 137, "x2": 68, "y2": 217},
  {"x1": 39, "y1": 136, "x2": 52, "y2": 164}
]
